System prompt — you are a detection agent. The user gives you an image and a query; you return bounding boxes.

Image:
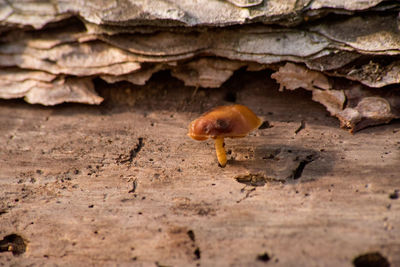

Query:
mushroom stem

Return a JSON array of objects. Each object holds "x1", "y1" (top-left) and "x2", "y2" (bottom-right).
[{"x1": 214, "y1": 137, "x2": 227, "y2": 167}]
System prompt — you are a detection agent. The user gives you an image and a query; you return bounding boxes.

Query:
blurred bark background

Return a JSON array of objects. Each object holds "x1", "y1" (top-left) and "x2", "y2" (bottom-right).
[{"x1": 1, "y1": 0, "x2": 400, "y2": 132}]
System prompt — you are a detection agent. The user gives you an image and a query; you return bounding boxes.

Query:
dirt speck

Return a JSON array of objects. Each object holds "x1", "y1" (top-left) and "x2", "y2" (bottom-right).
[
  {"x1": 187, "y1": 230, "x2": 195, "y2": 242},
  {"x1": 389, "y1": 189, "x2": 399, "y2": 200},
  {"x1": 194, "y1": 247, "x2": 201, "y2": 260}
]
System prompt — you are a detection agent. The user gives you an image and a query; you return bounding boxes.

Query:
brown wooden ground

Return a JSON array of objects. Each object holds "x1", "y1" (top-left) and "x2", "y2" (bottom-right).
[{"x1": 1, "y1": 71, "x2": 399, "y2": 266}]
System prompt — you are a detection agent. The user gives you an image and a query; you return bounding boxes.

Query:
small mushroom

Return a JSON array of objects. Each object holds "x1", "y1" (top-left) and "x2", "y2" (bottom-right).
[{"x1": 188, "y1": 104, "x2": 262, "y2": 167}]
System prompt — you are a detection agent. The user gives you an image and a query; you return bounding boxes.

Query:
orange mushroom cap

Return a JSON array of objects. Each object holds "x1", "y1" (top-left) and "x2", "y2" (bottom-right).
[{"x1": 188, "y1": 104, "x2": 263, "y2": 141}]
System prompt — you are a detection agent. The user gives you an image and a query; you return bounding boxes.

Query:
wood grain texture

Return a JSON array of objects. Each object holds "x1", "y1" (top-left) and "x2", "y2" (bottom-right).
[{"x1": 0, "y1": 71, "x2": 399, "y2": 266}]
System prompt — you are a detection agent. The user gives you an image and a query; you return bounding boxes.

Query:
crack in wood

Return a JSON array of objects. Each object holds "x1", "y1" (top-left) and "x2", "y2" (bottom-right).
[
  {"x1": 128, "y1": 137, "x2": 144, "y2": 163},
  {"x1": 128, "y1": 178, "x2": 138, "y2": 194},
  {"x1": 258, "y1": 120, "x2": 272, "y2": 129},
  {"x1": 186, "y1": 229, "x2": 201, "y2": 260},
  {"x1": 237, "y1": 186, "x2": 257, "y2": 203},
  {"x1": 291, "y1": 154, "x2": 317, "y2": 180},
  {"x1": 117, "y1": 137, "x2": 144, "y2": 164},
  {"x1": 187, "y1": 230, "x2": 195, "y2": 242},
  {"x1": 295, "y1": 120, "x2": 306, "y2": 134},
  {"x1": 257, "y1": 252, "x2": 271, "y2": 262}
]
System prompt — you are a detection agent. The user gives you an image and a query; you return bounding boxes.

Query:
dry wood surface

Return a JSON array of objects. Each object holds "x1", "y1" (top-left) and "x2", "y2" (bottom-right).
[{"x1": 1, "y1": 71, "x2": 399, "y2": 266}]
